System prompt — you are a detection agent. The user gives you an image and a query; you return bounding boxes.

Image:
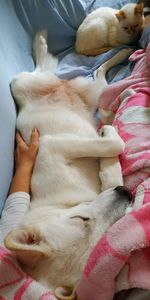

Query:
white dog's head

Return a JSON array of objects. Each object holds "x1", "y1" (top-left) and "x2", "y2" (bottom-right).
[{"x1": 5, "y1": 186, "x2": 131, "y2": 298}]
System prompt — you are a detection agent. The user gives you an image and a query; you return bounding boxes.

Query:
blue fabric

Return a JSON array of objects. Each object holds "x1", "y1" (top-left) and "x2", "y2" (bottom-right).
[
  {"x1": 85, "y1": 0, "x2": 137, "y2": 13},
  {"x1": 139, "y1": 25, "x2": 150, "y2": 48},
  {"x1": 0, "y1": 0, "x2": 138, "y2": 214}
]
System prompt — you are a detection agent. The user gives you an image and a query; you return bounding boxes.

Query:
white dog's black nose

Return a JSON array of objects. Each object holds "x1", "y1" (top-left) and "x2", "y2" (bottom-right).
[{"x1": 114, "y1": 186, "x2": 132, "y2": 202}]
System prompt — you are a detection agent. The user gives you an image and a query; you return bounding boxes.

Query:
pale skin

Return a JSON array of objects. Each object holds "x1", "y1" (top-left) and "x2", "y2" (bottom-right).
[{"x1": 9, "y1": 128, "x2": 40, "y2": 195}]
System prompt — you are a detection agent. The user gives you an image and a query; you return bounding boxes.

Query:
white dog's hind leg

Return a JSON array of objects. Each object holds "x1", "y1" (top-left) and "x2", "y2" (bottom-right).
[
  {"x1": 33, "y1": 30, "x2": 58, "y2": 73},
  {"x1": 94, "y1": 48, "x2": 133, "y2": 80},
  {"x1": 90, "y1": 48, "x2": 133, "y2": 106},
  {"x1": 33, "y1": 31, "x2": 48, "y2": 71}
]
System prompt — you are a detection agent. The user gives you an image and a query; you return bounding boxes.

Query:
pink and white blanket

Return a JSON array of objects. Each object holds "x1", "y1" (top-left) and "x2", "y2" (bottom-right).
[
  {"x1": 76, "y1": 43, "x2": 150, "y2": 299},
  {"x1": 99, "y1": 43, "x2": 150, "y2": 196},
  {"x1": 76, "y1": 179, "x2": 150, "y2": 300},
  {"x1": 0, "y1": 246, "x2": 57, "y2": 300},
  {"x1": 1, "y1": 45, "x2": 150, "y2": 300}
]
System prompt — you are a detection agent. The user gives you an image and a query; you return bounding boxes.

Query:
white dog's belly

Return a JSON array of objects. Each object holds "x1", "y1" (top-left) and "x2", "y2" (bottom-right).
[
  {"x1": 16, "y1": 105, "x2": 98, "y2": 143},
  {"x1": 31, "y1": 151, "x2": 101, "y2": 207},
  {"x1": 16, "y1": 105, "x2": 101, "y2": 207}
]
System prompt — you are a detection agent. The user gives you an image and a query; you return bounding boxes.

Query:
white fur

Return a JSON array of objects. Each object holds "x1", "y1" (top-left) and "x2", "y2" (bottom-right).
[
  {"x1": 75, "y1": 3, "x2": 144, "y2": 55},
  {"x1": 5, "y1": 188, "x2": 131, "y2": 297},
  {"x1": 5, "y1": 33, "x2": 131, "y2": 297}
]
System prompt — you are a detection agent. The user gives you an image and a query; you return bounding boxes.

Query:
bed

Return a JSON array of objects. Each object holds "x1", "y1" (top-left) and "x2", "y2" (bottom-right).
[{"x1": 1, "y1": 0, "x2": 150, "y2": 299}]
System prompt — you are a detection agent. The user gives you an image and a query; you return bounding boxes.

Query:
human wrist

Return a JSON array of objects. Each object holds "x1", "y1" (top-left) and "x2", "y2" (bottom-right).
[
  {"x1": 9, "y1": 165, "x2": 32, "y2": 195},
  {"x1": 15, "y1": 163, "x2": 34, "y2": 175}
]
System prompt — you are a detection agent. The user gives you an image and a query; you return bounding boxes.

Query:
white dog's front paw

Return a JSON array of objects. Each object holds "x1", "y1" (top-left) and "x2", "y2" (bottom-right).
[
  {"x1": 99, "y1": 125, "x2": 125, "y2": 153},
  {"x1": 99, "y1": 125, "x2": 117, "y2": 137}
]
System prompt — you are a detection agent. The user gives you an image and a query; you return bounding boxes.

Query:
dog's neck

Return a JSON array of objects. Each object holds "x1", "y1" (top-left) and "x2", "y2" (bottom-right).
[{"x1": 21, "y1": 242, "x2": 92, "y2": 292}]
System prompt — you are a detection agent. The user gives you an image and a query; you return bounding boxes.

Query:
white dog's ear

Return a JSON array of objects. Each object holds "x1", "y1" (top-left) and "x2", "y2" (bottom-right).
[
  {"x1": 55, "y1": 286, "x2": 76, "y2": 300},
  {"x1": 4, "y1": 228, "x2": 52, "y2": 267}
]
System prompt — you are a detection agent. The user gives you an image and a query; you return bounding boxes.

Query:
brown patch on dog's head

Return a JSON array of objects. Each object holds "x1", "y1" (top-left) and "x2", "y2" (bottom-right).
[
  {"x1": 116, "y1": 11, "x2": 126, "y2": 22},
  {"x1": 135, "y1": 3, "x2": 144, "y2": 16}
]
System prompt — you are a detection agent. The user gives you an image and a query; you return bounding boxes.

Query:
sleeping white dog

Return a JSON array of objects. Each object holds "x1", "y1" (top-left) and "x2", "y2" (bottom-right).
[{"x1": 5, "y1": 33, "x2": 132, "y2": 299}]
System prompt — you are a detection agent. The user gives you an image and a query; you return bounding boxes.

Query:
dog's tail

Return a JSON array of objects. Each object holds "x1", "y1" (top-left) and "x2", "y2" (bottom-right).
[{"x1": 33, "y1": 30, "x2": 58, "y2": 73}]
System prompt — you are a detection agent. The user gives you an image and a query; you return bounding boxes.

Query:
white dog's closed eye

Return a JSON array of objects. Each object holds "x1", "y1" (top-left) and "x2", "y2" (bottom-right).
[
  {"x1": 69, "y1": 215, "x2": 91, "y2": 230},
  {"x1": 70, "y1": 216, "x2": 90, "y2": 221}
]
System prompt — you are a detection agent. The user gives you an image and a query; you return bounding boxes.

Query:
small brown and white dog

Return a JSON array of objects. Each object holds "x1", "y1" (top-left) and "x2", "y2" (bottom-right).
[{"x1": 5, "y1": 33, "x2": 132, "y2": 299}]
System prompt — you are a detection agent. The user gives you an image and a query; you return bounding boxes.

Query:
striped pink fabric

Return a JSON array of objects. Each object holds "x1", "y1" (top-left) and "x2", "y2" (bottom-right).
[
  {"x1": 115, "y1": 87, "x2": 150, "y2": 196},
  {"x1": 99, "y1": 44, "x2": 150, "y2": 195},
  {"x1": 0, "y1": 248, "x2": 57, "y2": 299},
  {"x1": 76, "y1": 179, "x2": 150, "y2": 300},
  {"x1": 76, "y1": 43, "x2": 150, "y2": 299}
]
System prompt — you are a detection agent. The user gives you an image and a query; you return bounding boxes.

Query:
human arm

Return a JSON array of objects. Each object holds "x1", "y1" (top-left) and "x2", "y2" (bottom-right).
[
  {"x1": 0, "y1": 129, "x2": 39, "y2": 245},
  {"x1": 9, "y1": 128, "x2": 39, "y2": 194}
]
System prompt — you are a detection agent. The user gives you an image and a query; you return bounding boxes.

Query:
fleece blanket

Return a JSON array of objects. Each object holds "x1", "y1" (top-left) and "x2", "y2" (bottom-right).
[
  {"x1": 76, "y1": 42, "x2": 150, "y2": 300},
  {"x1": 99, "y1": 43, "x2": 150, "y2": 196},
  {"x1": 76, "y1": 178, "x2": 150, "y2": 300},
  {"x1": 0, "y1": 246, "x2": 57, "y2": 300}
]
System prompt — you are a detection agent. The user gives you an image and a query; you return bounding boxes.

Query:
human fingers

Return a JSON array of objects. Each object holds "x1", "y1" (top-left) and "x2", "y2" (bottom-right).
[
  {"x1": 29, "y1": 128, "x2": 40, "y2": 154},
  {"x1": 16, "y1": 131, "x2": 28, "y2": 148},
  {"x1": 30, "y1": 128, "x2": 39, "y2": 144}
]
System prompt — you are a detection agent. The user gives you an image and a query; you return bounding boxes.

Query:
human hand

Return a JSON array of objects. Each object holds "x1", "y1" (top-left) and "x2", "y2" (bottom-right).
[
  {"x1": 15, "y1": 128, "x2": 40, "y2": 173},
  {"x1": 8, "y1": 129, "x2": 39, "y2": 195}
]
